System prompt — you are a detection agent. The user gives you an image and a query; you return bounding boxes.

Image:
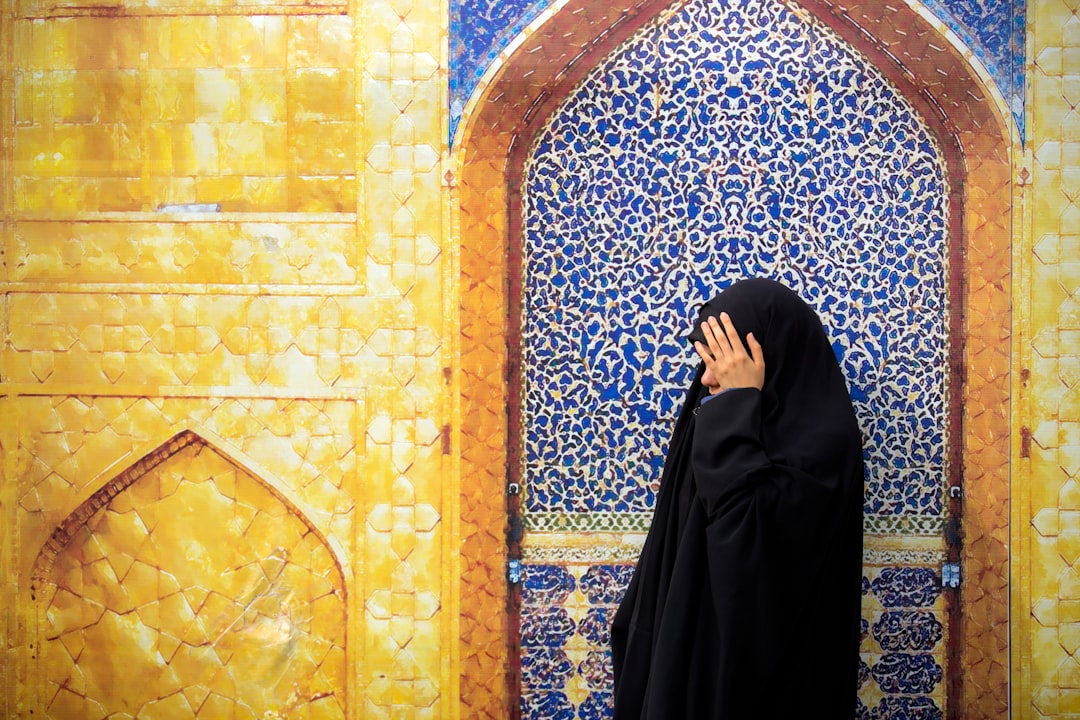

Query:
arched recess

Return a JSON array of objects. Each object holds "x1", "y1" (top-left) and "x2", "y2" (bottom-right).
[
  {"x1": 29, "y1": 430, "x2": 349, "y2": 719},
  {"x1": 452, "y1": 2, "x2": 1013, "y2": 719}
]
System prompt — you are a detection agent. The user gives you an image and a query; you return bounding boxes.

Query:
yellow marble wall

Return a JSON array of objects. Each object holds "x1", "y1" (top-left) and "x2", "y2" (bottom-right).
[
  {"x1": 0, "y1": 0, "x2": 457, "y2": 718},
  {"x1": 35, "y1": 434, "x2": 348, "y2": 718},
  {"x1": 1018, "y1": 0, "x2": 1080, "y2": 717}
]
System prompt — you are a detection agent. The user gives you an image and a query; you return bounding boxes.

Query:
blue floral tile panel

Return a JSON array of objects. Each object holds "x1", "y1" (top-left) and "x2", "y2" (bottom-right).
[
  {"x1": 520, "y1": 563, "x2": 945, "y2": 719},
  {"x1": 520, "y1": 0, "x2": 951, "y2": 536}
]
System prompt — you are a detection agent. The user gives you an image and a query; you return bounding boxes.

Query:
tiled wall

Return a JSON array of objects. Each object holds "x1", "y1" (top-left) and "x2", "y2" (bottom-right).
[
  {"x1": 455, "y1": 0, "x2": 1014, "y2": 717},
  {"x1": 4, "y1": 0, "x2": 1078, "y2": 718},
  {"x1": 515, "y1": 0, "x2": 952, "y2": 715},
  {"x1": 1018, "y1": 0, "x2": 1080, "y2": 716},
  {"x1": 34, "y1": 432, "x2": 349, "y2": 718},
  {"x1": 1, "y1": 1, "x2": 454, "y2": 718},
  {"x1": 449, "y1": 0, "x2": 1026, "y2": 140},
  {"x1": 12, "y1": 10, "x2": 357, "y2": 213}
]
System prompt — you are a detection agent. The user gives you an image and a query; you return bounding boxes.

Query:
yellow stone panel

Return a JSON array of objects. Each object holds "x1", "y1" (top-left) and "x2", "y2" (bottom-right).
[
  {"x1": 290, "y1": 176, "x2": 358, "y2": 213},
  {"x1": 193, "y1": 175, "x2": 245, "y2": 208},
  {"x1": 34, "y1": 441, "x2": 347, "y2": 717},
  {"x1": 220, "y1": 122, "x2": 289, "y2": 176},
  {"x1": 289, "y1": 16, "x2": 355, "y2": 69},
  {"x1": 291, "y1": 121, "x2": 355, "y2": 175},
  {"x1": 3, "y1": 0, "x2": 448, "y2": 716},
  {"x1": 163, "y1": 17, "x2": 220, "y2": 70},
  {"x1": 240, "y1": 69, "x2": 288, "y2": 123},
  {"x1": 13, "y1": 126, "x2": 52, "y2": 175},
  {"x1": 52, "y1": 125, "x2": 120, "y2": 177},
  {"x1": 165, "y1": 123, "x2": 217, "y2": 177},
  {"x1": 194, "y1": 69, "x2": 243, "y2": 123},
  {"x1": 146, "y1": 70, "x2": 198, "y2": 124},
  {"x1": 242, "y1": 176, "x2": 291, "y2": 211},
  {"x1": 95, "y1": 71, "x2": 144, "y2": 125},
  {"x1": 218, "y1": 16, "x2": 286, "y2": 69},
  {"x1": 288, "y1": 69, "x2": 355, "y2": 122}
]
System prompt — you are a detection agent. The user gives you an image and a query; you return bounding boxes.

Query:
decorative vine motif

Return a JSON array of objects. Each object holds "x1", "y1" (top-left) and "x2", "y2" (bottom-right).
[{"x1": 521, "y1": 0, "x2": 950, "y2": 531}]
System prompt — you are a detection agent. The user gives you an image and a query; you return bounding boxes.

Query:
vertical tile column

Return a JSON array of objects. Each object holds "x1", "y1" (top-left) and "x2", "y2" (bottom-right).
[
  {"x1": 355, "y1": 0, "x2": 453, "y2": 717},
  {"x1": 1021, "y1": 0, "x2": 1080, "y2": 716},
  {"x1": 0, "y1": 397, "x2": 14, "y2": 720},
  {"x1": 0, "y1": 2, "x2": 14, "y2": 716}
]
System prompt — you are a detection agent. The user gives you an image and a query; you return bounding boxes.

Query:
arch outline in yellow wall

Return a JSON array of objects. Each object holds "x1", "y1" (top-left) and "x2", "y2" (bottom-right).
[
  {"x1": 30, "y1": 428, "x2": 350, "y2": 590},
  {"x1": 25, "y1": 426, "x2": 353, "y2": 718}
]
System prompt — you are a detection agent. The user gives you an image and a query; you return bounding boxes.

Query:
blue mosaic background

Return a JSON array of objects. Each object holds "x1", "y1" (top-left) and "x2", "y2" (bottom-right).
[
  {"x1": 449, "y1": 0, "x2": 1026, "y2": 142},
  {"x1": 520, "y1": 0, "x2": 950, "y2": 534},
  {"x1": 462, "y1": 0, "x2": 979, "y2": 715},
  {"x1": 522, "y1": 564, "x2": 946, "y2": 718}
]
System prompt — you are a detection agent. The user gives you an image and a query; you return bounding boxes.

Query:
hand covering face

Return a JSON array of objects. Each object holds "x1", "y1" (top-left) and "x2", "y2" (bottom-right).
[{"x1": 611, "y1": 278, "x2": 864, "y2": 719}]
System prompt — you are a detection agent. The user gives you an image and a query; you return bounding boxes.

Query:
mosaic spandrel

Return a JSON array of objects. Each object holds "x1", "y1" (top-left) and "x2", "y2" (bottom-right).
[{"x1": 448, "y1": 0, "x2": 1026, "y2": 140}]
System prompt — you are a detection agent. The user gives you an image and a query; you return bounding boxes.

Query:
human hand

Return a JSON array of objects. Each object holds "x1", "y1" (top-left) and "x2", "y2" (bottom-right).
[{"x1": 693, "y1": 313, "x2": 765, "y2": 394}]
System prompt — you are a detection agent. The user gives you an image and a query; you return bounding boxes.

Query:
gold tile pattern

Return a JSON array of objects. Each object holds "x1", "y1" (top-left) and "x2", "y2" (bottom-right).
[
  {"x1": 8, "y1": 219, "x2": 360, "y2": 285},
  {"x1": 0, "y1": 0, "x2": 1058, "y2": 715},
  {"x1": 35, "y1": 438, "x2": 347, "y2": 719},
  {"x1": 12, "y1": 13, "x2": 357, "y2": 213},
  {"x1": 3, "y1": 293, "x2": 428, "y2": 388},
  {"x1": 356, "y1": 0, "x2": 452, "y2": 718},
  {"x1": 1019, "y1": 0, "x2": 1080, "y2": 717},
  {"x1": 2, "y1": 0, "x2": 453, "y2": 716},
  {"x1": 455, "y1": 156, "x2": 511, "y2": 718}
]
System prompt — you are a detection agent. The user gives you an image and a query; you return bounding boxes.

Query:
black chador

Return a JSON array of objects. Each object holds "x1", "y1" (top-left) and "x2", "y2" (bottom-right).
[{"x1": 611, "y1": 279, "x2": 864, "y2": 718}]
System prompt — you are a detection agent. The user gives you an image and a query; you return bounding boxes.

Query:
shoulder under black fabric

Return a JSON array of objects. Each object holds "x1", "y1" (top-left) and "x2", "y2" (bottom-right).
[{"x1": 611, "y1": 278, "x2": 864, "y2": 719}]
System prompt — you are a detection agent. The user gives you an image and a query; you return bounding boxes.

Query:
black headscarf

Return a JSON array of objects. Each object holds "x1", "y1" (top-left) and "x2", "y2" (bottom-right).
[{"x1": 611, "y1": 278, "x2": 864, "y2": 718}]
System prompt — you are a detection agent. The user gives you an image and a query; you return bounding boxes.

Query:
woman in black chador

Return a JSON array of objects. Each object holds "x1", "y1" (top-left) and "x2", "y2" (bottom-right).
[{"x1": 611, "y1": 278, "x2": 864, "y2": 718}]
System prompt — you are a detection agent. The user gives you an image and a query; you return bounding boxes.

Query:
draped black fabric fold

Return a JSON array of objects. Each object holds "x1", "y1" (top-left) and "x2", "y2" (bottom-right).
[{"x1": 611, "y1": 278, "x2": 864, "y2": 719}]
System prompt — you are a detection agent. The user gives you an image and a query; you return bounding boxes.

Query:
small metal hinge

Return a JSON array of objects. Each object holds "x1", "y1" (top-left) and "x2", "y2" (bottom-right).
[
  {"x1": 941, "y1": 562, "x2": 960, "y2": 589},
  {"x1": 508, "y1": 559, "x2": 523, "y2": 584}
]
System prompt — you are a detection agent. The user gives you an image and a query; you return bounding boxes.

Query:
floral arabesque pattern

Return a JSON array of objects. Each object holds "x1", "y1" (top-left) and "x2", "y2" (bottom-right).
[
  {"x1": 521, "y1": 0, "x2": 951, "y2": 536},
  {"x1": 520, "y1": 564, "x2": 947, "y2": 718},
  {"x1": 517, "y1": 0, "x2": 955, "y2": 717}
]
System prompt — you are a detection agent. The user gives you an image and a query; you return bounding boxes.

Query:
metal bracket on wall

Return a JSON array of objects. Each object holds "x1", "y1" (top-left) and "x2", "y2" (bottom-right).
[
  {"x1": 941, "y1": 562, "x2": 960, "y2": 589},
  {"x1": 508, "y1": 559, "x2": 523, "y2": 584}
]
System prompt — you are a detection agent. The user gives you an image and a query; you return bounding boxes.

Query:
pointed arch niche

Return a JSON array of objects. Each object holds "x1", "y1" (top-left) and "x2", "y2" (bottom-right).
[
  {"x1": 30, "y1": 430, "x2": 349, "y2": 719},
  {"x1": 453, "y1": 0, "x2": 1013, "y2": 717}
]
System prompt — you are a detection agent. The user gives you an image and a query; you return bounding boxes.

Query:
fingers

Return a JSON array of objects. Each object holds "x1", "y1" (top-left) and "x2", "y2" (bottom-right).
[
  {"x1": 718, "y1": 313, "x2": 743, "y2": 355},
  {"x1": 701, "y1": 315, "x2": 730, "y2": 357},
  {"x1": 695, "y1": 313, "x2": 766, "y2": 392},
  {"x1": 746, "y1": 331, "x2": 764, "y2": 369},
  {"x1": 692, "y1": 340, "x2": 712, "y2": 365},
  {"x1": 702, "y1": 313, "x2": 745, "y2": 358}
]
